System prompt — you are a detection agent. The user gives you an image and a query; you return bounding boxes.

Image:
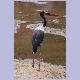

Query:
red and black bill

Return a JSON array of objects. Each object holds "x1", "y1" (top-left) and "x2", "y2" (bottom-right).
[{"x1": 44, "y1": 11, "x2": 59, "y2": 16}]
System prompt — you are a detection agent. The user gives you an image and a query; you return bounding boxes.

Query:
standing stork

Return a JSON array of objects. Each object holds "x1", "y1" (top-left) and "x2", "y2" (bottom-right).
[{"x1": 32, "y1": 11, "x2": 58, "y2": 69}]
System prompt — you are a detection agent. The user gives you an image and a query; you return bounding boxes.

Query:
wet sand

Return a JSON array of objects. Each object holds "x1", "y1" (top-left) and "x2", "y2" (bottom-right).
[{"x1": 14, "y1": 59, "x2": 66, "y2": 79}]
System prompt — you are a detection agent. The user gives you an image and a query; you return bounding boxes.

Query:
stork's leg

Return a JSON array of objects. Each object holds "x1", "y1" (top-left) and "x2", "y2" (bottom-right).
[
  {"x1": 38, "y1": 45, "x2": 41, "y2": 71},
  {"x1": 32, "y1": 52, "x2": 34, "y2": 68},
  {"x1": 39, "y1": 45, "x2": 41, "y2": 56}
]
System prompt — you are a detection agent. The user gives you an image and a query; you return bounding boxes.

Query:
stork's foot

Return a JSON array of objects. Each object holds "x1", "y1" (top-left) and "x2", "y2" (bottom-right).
[
  {"x1": 32, "y1": 63, "x2": 34, "y2": 68},
  {"x1": 37, "y1": 69, "x2": 40, "y2": 71}
]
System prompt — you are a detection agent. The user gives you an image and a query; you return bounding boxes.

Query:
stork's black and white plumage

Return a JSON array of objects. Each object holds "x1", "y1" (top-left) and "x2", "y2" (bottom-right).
[
  {"x1": 32, "y1": 11, "x2": 47, "y2": 53},
  {"x1": 32, "y1": 11, "x2": 49, "y2": 69},
  {"x1": 32, "y1": 11, "x2": 58, "y2": 69},
  {"x1": 32, "y1": 11, "x2": 59, "y2": 53}
]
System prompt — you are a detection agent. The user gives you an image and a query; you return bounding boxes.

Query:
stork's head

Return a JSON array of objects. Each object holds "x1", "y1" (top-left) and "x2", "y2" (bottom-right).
[
  {"x1": 40, "y1": 11, "x2": 50, "y2": 17},
  {"x1": 40, "y1": 11, "x2": 58, "y2": 17}
]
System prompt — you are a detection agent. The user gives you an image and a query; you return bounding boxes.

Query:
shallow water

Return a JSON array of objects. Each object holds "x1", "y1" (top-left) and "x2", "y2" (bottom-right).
[
  {"x1": 14, "y1": 1, "x2": 66, "y2": 28},
  {"x1": 14, "y1": 19, "x2": 66, "y2": 37},
  {"x1": 14, "y1": 1, "x2": 66, "y2": 66},
  {"x1": 20, "y1": 1, "x2": 47, "y2": 4},
  {"x1": 26, "y1": 23, "x2": 66, "y2": 37}
]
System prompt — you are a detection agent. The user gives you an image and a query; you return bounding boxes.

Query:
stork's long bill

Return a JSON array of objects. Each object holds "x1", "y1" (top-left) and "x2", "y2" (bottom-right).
[{"x1": 44, "y1": 11, "x2": 59, "y2": 16}]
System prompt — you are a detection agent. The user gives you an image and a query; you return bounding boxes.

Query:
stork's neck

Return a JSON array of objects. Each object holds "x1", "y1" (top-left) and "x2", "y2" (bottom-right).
[
  {"x1": 34, "y1": 16, "x2": 46, "y2": 31},
  {"x1": 42, "y1": 16, "x2": 46, "y2": 27}
]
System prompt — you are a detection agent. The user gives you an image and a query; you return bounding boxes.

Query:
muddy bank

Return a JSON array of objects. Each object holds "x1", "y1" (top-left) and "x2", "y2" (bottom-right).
[{"x1": 14, "y1": 59, "x2": 66, "y2": 79}]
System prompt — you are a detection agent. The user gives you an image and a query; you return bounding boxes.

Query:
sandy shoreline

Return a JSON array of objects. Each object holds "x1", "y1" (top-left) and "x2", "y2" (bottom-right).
[{"x1": 14, "y1": 59, "x2": 66, "y2": 79}]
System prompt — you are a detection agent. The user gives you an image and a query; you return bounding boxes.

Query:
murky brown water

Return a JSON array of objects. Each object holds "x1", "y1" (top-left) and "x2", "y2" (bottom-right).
[
  {"x1": 14, "y1": 1, "x2": 66, "y2": 28},
  {"x1": 14, "y1": 1, "x2": 66, "y2": 66}
]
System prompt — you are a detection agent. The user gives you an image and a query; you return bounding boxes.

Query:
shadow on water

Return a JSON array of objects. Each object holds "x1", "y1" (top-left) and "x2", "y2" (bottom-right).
[{"x1": 14, "y1": 1, "x2": 66, "y2": 66}]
